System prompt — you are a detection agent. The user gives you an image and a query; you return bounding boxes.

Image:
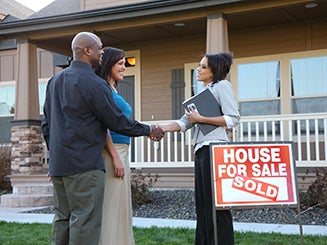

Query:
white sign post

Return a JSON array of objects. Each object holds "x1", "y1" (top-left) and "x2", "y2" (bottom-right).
[{"x1": 210, "y1": 142, "x2": 304, "y2": 245}]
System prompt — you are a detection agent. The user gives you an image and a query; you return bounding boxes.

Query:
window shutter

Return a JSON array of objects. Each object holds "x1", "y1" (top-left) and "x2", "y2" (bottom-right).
[{"x1": 171, "y1": 69, "x2": 185, "y2": 119}]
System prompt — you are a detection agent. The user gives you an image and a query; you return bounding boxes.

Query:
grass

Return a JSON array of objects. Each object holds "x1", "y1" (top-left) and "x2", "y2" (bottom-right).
[
  {"x1": 0, "y1": 221, "x2": 326, "y2": 245},
  {"x1": 0, "y1": 221, "x2": 51, "y2": 245}
]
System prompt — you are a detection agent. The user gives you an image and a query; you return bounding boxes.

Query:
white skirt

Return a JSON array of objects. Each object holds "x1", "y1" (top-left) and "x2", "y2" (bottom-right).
[{"x1": 99, "y1": 144, "x2": 135, "y2": 245}]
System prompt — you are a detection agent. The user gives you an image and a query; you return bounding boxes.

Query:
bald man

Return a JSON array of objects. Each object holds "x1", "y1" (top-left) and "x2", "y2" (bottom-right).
[{"x1": 41, "y1": 32, "x2": 164, "y2": 245}]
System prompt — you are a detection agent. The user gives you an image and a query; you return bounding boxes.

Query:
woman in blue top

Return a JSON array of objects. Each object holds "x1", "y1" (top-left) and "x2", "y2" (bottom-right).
[
  {"x1": 161, "y1": 53, "x2": 240, "y2": 245},
  {"x1": 96, "y1": 47, "x2": 135, "y2": 245}
]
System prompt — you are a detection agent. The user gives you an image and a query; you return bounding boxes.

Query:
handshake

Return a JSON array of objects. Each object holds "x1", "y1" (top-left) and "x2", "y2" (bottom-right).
[{"x1": 148, "y1": 125, "x2": 165, "y2": 141}]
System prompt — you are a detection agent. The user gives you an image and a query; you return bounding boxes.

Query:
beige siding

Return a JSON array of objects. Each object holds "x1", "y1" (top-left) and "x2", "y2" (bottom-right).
[
  {"x1": 0, "y1": 49, "x2": 57, "y2": 83},
  {"x1": 230, "y1": 24, "x2": 307, "y2": 57},
  {"x1": 82, "y1": 0, "x2": 152, "y2": 11},
  {"x1": 230, "y1": 21, "x2": 327, "y2": 58},
  {"x1": 311, "y1": 21, "x2": 327, "y2": 50},
  {"x1": 120, "y1": 35, "x2": 206, "y2": 121},
  {"x1": 0, "y1": 50, "x2": 16, "y2": 82},
  {"x1": 37, "y1": 50, "x2": 55, "y2": 79}
]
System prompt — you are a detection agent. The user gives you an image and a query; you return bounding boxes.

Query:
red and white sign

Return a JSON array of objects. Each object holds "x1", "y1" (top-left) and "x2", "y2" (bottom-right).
[{"x1": 211, "y1": 143, "x2": 298, "y2": 208}]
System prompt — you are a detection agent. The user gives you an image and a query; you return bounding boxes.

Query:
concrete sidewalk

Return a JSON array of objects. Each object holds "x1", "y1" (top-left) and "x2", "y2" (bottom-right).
[{"x1": 0, "y1": 207, "x2": 326, "y2": 236}]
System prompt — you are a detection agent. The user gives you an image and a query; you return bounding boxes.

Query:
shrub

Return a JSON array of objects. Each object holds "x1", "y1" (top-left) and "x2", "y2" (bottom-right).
[
  {"x1": 131, "y1": 170, "x2": 158, "y2": 207},
  {"x1": 0, "y1": 145, "x2": 12, "y2": 193},
  {"x1": 300, "y1": 168, "x2": 327, "y2": 209}
]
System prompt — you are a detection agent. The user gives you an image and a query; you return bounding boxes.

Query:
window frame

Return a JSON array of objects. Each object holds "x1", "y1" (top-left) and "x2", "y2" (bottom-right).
[
  {"x1": 0, "y1": 80, "x2": 16, "y2": 116},
  {"x1": 230, "y1": 49, "x2": 327, "y2": 116}
]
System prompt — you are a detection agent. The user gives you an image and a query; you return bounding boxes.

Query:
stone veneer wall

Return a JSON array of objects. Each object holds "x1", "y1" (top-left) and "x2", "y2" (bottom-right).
[{"x1": 11, "y1": 125, "x2": 43, "y2": 174}]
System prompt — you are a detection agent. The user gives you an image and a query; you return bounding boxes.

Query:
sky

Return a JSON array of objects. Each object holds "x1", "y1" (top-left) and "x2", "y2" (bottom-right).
[{"x1": 15, "y1": 0, "x2": 55, "y2": 11}]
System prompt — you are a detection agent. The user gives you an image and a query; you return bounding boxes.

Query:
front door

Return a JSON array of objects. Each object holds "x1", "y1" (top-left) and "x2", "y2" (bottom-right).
[
  {"x1": 117, "y1": 76, "x2": 135, "y2": 119},
  {"x1": 117, "y1": 75, "x2": 135, "y2": 161}
]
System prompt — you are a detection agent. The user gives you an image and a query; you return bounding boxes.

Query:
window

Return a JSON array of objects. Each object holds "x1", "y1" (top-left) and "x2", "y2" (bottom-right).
[
  {"x1": 38, "y1": 79, "x2": 48, "y2": 114},
  {"x1": 238, "y1": 61, "x2": 280, "y2": 100},
  {"x1": 0, "y1": 82, "x2": 15, "y2": 115},
  {"x1": 232, "y1": 50, "x2": 327, "y2": 136},
  {"x1": 291, "y1": 56, "x2": 327, "y2": 133},
  {"x1": 291, "y1": 56, "x2": 327, "y2": 114},
  {"x1": 191, "y1": 69, "x2": 205, "y2": 96},
  {"x1": 0, "y1": 79, "x2": 49, "y2": 116},
  {"x1": 184, "y1": 63, "x2": 205, "y2": 142},
  {"x1": 237, "y1": 61, "x2": 280, "y2": 116},
  {"x1": 185, "y1": 63, "x2": 204, "y2": 99}
]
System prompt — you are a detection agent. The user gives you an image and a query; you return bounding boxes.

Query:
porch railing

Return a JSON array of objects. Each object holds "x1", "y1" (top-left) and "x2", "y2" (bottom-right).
[
  {"x1": 130, "y1": 113, "x2": 327, "y2": 168},
  {"x1": 35, "y1": 113, "x2": 327, "y2": 168}
]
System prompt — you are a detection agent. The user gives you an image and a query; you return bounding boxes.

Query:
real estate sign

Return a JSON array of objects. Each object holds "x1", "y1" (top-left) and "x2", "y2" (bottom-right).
[{"x1": 211, "y1": 142, "x2": 298, "y2": 208}]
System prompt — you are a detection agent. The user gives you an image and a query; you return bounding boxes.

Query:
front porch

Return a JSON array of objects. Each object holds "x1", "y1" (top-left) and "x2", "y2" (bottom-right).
[
  {"x1": 2, "y1": 113, "x2": 326, "y2": 208},
  {"x1": 40, "y1": 113, "x2": 326, "y2": 190}
]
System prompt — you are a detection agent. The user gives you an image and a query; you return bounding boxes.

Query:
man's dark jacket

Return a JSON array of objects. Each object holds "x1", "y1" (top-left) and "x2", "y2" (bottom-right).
[{"x1": 41, "y1": 61, "x2": 150, "y2": 176}]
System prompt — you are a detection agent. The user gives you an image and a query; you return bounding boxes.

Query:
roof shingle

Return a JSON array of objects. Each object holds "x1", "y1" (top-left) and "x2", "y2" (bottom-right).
[
  {"x1": 28, "y1": 0, "x2": 80, "y2": 19},
  {"x1": 0, "y1": 0, "x2": 34, "y2": 22}
]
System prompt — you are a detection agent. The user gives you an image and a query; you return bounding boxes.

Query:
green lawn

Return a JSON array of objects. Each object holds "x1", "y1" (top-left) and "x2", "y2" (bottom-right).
[{"x1": 0, "y1": 221, "x2": 326, "y2": 245}]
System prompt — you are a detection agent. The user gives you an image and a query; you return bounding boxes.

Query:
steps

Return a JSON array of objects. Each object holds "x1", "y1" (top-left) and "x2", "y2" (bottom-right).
[{"x1": 0, "y1": 175, "x2": 53, "y2": 208}]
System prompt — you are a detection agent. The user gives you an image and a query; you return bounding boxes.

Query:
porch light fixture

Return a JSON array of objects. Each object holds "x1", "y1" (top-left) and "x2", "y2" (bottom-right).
[
  {"x1": 126, "y1": 57, "x2": 136, "y2": 67},
  {"x1": 305, "y1": 2, "x2": 318, "y2": 8}
]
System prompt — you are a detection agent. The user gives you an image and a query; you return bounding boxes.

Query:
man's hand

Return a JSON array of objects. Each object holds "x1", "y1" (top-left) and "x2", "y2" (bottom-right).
[{"x1": 149, "y1": 125, "x2": 165, "y2": 141}]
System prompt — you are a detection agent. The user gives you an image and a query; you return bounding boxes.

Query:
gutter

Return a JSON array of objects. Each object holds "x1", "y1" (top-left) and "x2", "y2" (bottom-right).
[{"x1": 0, "y1": 0, "x2": 241, "y2": 38}]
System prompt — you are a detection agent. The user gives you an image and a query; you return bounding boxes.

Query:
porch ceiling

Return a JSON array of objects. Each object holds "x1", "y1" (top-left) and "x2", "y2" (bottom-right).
[{"x1": 6, "y1": 1, "x2": 327, "y2": 55}]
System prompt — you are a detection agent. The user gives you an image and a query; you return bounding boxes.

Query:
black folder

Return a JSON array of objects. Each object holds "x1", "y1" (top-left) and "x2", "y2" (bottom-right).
[{"x1": 182, "y1": 88, "x2": 222, "y2": 135}]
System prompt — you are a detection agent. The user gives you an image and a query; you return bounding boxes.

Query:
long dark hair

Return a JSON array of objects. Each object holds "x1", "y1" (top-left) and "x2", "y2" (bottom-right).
[
  {"x1": 96, "y1": 47, "x2": 125, "y2": 87},
  {"x1": 206, "y1": 52, "x2": 233, "y2": 84}
]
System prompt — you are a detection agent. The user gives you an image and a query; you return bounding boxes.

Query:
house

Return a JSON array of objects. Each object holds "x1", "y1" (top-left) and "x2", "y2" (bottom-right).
[{"x1": 0, "y1": 0, "x2": 326, "y2": 207}]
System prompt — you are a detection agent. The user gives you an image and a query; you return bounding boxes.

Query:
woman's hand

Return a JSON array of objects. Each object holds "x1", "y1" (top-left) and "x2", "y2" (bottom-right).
[
  {"x1": 186, "y1": 107, "x2": 203, "y2": 123},
  {"x1": 112, "y1": 157, "x2": 125, "y2": 179},
  {"x1": 104, "y1": 133, "x2": 124, "y2": 179},
  {"x1": 187, "y1": 107, "x2": 227, "y2": 127}
]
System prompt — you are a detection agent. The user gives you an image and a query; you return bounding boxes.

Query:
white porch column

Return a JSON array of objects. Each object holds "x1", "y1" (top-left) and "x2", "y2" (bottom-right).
[{"x1": 206, "y1": 13, "x2": 229, "y2": 54}]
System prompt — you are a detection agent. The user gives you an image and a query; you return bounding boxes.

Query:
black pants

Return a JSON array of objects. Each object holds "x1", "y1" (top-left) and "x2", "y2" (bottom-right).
[{"x1": 194, "y1": 146, "x2": 234, "y2": 245}]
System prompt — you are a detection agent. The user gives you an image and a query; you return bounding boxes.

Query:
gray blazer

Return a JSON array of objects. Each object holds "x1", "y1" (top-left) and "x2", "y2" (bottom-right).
[{"x1": 177, "y1": 80, "x2": 240, "y2": 146}]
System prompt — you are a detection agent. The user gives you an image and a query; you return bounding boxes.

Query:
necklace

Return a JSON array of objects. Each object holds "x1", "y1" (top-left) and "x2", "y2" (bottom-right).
[{"x1": 109, "y1": 84, "x2": 118, "y2": 93}]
